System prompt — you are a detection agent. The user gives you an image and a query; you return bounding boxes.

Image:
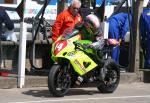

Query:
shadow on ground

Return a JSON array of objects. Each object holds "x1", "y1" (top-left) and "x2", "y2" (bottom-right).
[{"x1": 22, "y1": 88, "x2": 100, "y2": 98}]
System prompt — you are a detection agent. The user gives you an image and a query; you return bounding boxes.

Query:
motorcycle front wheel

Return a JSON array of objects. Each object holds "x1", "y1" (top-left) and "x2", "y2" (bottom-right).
[
  {"x1": 97, "y1": 59, "x2": 120, "y2": 93},
  {"x1": 48, "y1": 64, "x2": 71, "y2": 97}
]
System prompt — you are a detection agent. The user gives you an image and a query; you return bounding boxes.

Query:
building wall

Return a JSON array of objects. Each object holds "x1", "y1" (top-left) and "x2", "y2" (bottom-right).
[{"x1": 0, "y1": 42, "x2": 53, "y2": 73}]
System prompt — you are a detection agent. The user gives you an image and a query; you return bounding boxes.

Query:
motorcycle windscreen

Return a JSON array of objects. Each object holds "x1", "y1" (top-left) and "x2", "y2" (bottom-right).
[{"x1": 69, "y1": 51, "x2": 97, "y2": 76}]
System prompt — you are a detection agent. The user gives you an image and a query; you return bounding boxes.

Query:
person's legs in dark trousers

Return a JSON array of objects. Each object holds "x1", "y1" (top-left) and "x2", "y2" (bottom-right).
[
  {"x1": 145, "y1": 45, "x2": 150, "y2": 68},
  {"x1": 112, "y1": 46, "x2": 120, "y2": 64}
]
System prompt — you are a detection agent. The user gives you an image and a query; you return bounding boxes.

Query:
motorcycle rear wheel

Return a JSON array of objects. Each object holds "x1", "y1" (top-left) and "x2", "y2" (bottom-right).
[
  {"x1": 48, "y1": 64, "x2": 71, "y2": 97},
  {"x1": 97, "y1": 59, "x2": 120, "y2": 93}
]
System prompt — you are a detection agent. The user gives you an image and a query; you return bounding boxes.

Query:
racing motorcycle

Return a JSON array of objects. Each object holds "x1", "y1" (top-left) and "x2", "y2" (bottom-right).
[{"x1": 48, "y1": 28, "x2": 120, "y2": 97}]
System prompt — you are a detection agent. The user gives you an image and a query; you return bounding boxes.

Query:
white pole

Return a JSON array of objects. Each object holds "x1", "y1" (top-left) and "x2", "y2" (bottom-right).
[
  {"x1": 17, "y1": 0, "x2": 27, "y2": 88},
  {"x1": 103, "y1": 21, "x2": 109, "y2": 39},
  {"x1": 18, "y1": 22, "x2": 27, "y2": 88}
]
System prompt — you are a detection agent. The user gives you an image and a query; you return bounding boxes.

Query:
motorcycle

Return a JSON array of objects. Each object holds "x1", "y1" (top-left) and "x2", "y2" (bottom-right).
[{"x1": 48, "y1": 28, "x2": 120, "y2": 97}]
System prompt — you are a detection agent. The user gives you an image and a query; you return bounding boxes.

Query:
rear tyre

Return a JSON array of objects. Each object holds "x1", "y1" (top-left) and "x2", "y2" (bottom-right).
[
  {"x1": 48, "y1": 64, "x2": 71, "y2": 97},
  {"x1": 97, "y1": 59, "x2": 120, "y2": 93}
]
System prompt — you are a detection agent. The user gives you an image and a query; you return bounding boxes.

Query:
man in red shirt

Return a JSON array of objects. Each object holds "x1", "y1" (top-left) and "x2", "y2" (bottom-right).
[{"x1": 52, "y1": 0, "x2": 83, "y2": 42}]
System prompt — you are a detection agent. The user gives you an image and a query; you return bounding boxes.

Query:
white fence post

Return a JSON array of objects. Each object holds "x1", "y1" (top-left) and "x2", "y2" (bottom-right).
[{"x1": 17, "y1": 0, "x2": 27, "y2": 88}]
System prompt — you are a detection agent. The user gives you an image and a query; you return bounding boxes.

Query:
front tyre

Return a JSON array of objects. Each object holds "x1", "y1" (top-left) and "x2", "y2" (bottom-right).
[
  {"x1": 48, "y1": 64, "x2": 71, "y2": 97},
  {"x1": 97, "y1": 59, "x2": 120, "y2": 93}
]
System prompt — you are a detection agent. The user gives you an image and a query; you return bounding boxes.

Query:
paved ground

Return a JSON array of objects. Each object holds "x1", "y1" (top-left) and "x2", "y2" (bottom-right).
[
  {"x1": 0, "y1": 72, "x2": 141, "y2": 88},
  {"x1": 0, "y1": 82, "x2": 150, "y2": 103}
]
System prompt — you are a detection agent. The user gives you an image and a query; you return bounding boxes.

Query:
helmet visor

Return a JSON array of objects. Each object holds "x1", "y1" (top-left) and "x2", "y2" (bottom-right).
[{"x1": 84, "y1": 21, "x2": 95, "y2": 35}]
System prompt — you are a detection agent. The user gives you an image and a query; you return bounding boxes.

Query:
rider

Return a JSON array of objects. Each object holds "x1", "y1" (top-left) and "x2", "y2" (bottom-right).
[{"x1": 76, "y1": 14, "x2": 104, "y2": 50}]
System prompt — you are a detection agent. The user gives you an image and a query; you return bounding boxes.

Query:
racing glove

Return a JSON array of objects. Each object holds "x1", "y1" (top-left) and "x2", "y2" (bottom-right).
[{"x1": 88, "y1": 38, "x2": 105, "y2": 50}]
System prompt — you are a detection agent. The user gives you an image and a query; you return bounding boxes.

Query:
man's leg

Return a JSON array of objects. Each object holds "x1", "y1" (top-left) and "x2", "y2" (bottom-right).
[{"x1": 112, "y1": 46, "x2": 120, "y2": 64}]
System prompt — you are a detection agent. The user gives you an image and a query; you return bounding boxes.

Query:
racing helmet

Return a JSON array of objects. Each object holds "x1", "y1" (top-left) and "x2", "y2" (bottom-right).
[{"x1": 84, "y1": 14, "x2": 101, "y2": 36}]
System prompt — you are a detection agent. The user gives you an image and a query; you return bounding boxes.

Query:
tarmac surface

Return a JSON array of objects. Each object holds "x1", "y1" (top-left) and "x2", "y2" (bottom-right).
[
  {"x1": 0, "y1": 82, "x2": 150, "y2": 103},
  {"x1": 0, "y1": 72, "x2": 141, "y2": 88}
]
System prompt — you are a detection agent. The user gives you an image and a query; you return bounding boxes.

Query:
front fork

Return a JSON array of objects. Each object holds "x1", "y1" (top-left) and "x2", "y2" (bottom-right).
[
  {"x1": 99, "y1": 67, "x2": 107, "y2": 81},
  {"x1": 58, "y1": 63, "x2": 71, "y2": 89}
]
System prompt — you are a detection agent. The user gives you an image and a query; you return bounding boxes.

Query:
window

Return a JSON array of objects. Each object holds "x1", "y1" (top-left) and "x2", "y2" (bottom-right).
[
  {"x1": 0, "y1": 0, "x2": 17, "y2": 4},
  {"x1": 5, "y1": 0, "x2": 13, "y2": 4}
]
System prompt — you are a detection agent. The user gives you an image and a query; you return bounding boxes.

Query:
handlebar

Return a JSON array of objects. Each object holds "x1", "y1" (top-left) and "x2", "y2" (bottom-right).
[{"x1": 73, "y1": 42, "x2": 89, "y2": 50}]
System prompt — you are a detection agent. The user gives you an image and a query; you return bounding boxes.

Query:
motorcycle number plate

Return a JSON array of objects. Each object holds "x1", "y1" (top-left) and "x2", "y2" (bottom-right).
[{"x1": 54, "y1": 40, "x2": 67, "y2": 55}]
